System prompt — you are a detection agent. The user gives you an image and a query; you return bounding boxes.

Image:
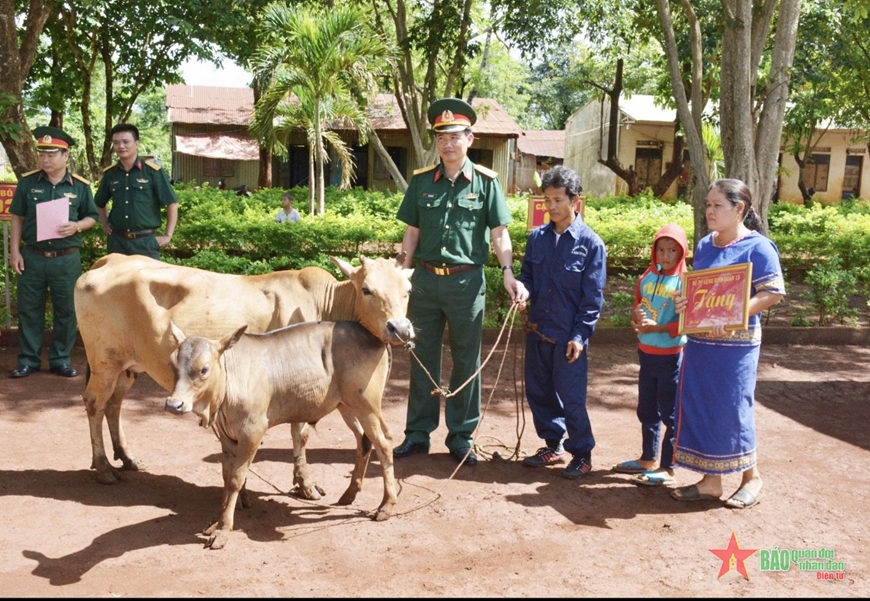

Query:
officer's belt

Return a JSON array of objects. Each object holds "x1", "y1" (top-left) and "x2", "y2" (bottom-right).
[
  {"x1": 418, "y1": 260, "x2": 478, "y2": 276},
  {"x1": 27, "y1": 245, "x2": 78, "y2": 259},
  {"x1": 113, "y1": 229, "x2": 155, "y2": 239}
]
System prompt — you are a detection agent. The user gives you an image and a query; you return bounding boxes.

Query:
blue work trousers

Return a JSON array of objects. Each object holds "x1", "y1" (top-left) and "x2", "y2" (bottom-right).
[{"x1": 524, "y1": 337, "x2": 594, "y2": 459}]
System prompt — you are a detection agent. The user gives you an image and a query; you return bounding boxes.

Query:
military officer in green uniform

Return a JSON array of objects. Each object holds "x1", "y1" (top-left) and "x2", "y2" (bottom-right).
[
  {"x1": 9, "y1": 126, "x2": 99, "y2": 378},
  {"x1": 393, "y1": 98, "x2": 529, "y2": 465},
  {"x1": 94, "y1": 123, "x2": 178, "y2": 259}
]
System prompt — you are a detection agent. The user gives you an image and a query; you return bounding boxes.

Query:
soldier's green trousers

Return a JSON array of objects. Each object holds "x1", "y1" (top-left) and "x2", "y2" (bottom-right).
[{"x1": 403, "y1": 265, "x2": 486, "y2": 453}]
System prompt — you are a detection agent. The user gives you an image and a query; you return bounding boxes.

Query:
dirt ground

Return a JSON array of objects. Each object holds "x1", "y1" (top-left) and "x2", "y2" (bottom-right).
[{"x1": 0, "y1": 329, "x2": 868, "y2": 597}]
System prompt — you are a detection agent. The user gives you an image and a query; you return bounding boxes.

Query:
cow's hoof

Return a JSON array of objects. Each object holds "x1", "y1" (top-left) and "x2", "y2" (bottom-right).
[
  {"x1": 95, "y1": 470, "x2": 121, "y2": 485},
  {"x1": 120, "y1": 457, "x2": 146, "y2": 472},
  {"x1": 373, "y1": 508, "x2": 394, "y2": 522},
  {"x1": 292, "y1": 484, "x2": 325, "y2": 501},
  {"x1": 206, "y1": 531, "x2": 229, "y2": 550},
  {"x1": 337, "y1": 491, "x2": 358, "y2": 506}
]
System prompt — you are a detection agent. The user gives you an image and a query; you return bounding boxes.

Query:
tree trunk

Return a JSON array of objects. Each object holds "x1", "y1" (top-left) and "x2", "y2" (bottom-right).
[
  {"x1": 754, "y1": 0, "x2": 801, "y2": 226},
  {"x1": 595, "y1": 59, "x2": 640, "y2": 196},
  {"x1": 651, "y1": 134, "x2": 686, "y2": 198},
  {"x1": 367, "y1": 124, "x2": 407, "y2": 191},
  {"x1": 656, "y1": 0, "x2": 709, "y2": 247},
  {"x1": 0, "y1": 0, "x2": 53, "y2": 175}
]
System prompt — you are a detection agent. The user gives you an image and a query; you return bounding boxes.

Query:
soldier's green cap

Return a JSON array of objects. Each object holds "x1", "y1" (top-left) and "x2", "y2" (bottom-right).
[
  {"x1": 33, "y1": 126, "x2": 75, "y2": 153},
  {"x1": 427, "y1": 98, "x2": 476, "y2": 133}
]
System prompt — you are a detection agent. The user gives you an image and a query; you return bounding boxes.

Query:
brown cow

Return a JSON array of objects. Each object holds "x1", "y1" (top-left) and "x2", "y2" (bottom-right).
[
  {"x1": 166, "y1": 320, "x2": 402, "y2": 549},
  {"x1": 74, "y1": 253, "x2": 413, "y2": 494}
]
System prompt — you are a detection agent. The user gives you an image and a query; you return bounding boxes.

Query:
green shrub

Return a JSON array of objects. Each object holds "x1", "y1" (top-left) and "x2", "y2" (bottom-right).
[{"x1": 801, "y1": 257, "x2": 860, "y2": 325}]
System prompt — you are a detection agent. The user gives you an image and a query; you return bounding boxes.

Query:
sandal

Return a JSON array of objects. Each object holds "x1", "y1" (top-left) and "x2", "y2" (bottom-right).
[
  {"x1": 612, "y1": 459, "x2": 649, "y2": 474},
  {"x1": 633, "y1": 471, "x2": 675, "y2": 487},
  {"x1": 724, "y1": 487, "x2": 763, "y2": 509}
]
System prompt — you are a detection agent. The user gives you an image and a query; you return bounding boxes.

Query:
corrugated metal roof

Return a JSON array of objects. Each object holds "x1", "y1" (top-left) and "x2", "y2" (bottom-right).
[
  {"x1": 166, "y1": 87, "x2": 521, "y2": 136},
  {"x1": 166, "y1": 85, "x2": 254, "y2": 125},
  {"x1": 517, "y1": 130, "x2": 565, "y2": 158},
  {"x1": 175, "y1": 132, "x2": 259, "y2": 160}
]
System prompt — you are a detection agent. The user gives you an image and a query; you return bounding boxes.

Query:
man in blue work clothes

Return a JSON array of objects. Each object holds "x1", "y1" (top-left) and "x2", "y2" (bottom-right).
[
  {"x1": 9, "y1": 126, "x2": 99, "y2": 378},
  {"x1": 393, "y1": 97, "x2": 528, "y2": 465},
  {"x1": 516, "y1": 165, "x2": 607, "y2": 479},
  {"x1": 94, "y1": 123, "x2": 177, "y2": 259}
]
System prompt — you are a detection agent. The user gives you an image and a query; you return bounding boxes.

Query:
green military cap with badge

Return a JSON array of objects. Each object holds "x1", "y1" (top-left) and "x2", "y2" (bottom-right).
[
  {"x1": 428, "y1": 97, "x2": 477, "y2": 133},
  {"x1": 33, "y1": 125, "x2": 75, "y2": 153}
]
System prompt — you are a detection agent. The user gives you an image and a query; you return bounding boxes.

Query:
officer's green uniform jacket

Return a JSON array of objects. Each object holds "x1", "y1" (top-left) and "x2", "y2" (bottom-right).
[
  {"x1": 94, "y1": 156, "x2": 177, "y2": 257},
  {"x1": 397, "y1": 159, "x2": 511, "y2": 266},
  {"x1": 10, "y1": 168, "x2": 98, "y2": 369},
  {"x1": 396, "y1": 158, "x2": 511, "y2": 453},
  {"x1": 11, "y1": 169, "x2": 98, "y2": 250}
]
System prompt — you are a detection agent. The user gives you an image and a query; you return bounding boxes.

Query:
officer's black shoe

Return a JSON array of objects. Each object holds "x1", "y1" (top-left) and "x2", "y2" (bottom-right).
[
  {"x1": 393, "y1": 439, "x2": 430, "y2": 458},
  {"x1": 11, "y1": 365, "x2": 39, "y2": 378},
  {"x1": 50, "y1": 365, "x2": 78, "y2": 378},
  {"x1": 450, "y1": 447, "x2": 478, "y2": 466}
]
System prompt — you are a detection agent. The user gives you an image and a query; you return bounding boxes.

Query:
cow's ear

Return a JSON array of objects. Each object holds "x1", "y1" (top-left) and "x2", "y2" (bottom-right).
[
  {"x1": 395, "y1": 250, "x2": 407, "y2": 267},
  {"x1": 219, "y1": 325, "x2": 247, "y2": 353},
  {"x1": 330, "y1": 256, "x2": 355, "y2": 279},
  {"x1": 170, "y1": 321, "x2": 186, "y2": 345}
]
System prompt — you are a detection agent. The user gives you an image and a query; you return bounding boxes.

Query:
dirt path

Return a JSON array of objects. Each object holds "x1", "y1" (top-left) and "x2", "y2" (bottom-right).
[{"x1": 0, "y1": 335, "x2": 868, "y2": 596}]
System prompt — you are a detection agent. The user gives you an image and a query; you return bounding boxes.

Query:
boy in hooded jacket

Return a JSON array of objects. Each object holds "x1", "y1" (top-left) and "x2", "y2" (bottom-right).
[{"x1": 612, "y1": 223, "x2": 689, "y2": 486}]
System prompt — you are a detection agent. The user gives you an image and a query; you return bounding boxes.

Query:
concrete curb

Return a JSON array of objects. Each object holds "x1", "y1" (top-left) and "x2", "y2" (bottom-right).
[
  {"x1": 484, "y1": 326, "x2": 870, "y2": 347},
  {"x1": 2, "y1": 326, "x2": 869, "y2": 349}
]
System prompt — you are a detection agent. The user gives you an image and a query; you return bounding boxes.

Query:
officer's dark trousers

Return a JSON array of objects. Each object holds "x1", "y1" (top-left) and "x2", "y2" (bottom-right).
[
  {"x1": 404, "y1": 266, "x2": 485, "y2": 453},
  {"x1": 17, "y1": 248, "x2": 81, "y2": 369}
]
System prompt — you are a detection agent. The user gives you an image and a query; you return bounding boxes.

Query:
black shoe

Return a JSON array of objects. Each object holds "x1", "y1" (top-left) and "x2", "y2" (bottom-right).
[
  {"x1": 451, "y1": 447, "x2": 478, "y2": 466},
  {"x1": 393, "y1": 439, "x2": 430, "y2": 458},
  {"x1": 49, "y1": 365, "x2": 78, "y2": 378},
  {"x1": 11, "y1": 365, "x2": 39, "y2": 378}
]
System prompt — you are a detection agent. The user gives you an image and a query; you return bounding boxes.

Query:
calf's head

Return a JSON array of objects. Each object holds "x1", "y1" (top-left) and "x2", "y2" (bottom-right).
[
  {"x1": 331, "y1": 254, "x2": 415, "y2": 345},
  {"x1": 165, "y1": 322, "x2": 247, "y2": 428}
]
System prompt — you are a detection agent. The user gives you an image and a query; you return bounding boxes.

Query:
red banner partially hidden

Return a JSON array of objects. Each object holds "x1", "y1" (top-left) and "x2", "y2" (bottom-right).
[{"x1": 0, "y1": 183, "x2": 15, "y2": 221}]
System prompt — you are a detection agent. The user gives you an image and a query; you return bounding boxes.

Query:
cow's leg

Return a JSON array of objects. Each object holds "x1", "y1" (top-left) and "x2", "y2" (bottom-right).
[
  {"x1": 83, "y1": 370, "x2": 125, "y2": 484},
  {"x1": 289, "y1": 422, "x2": 325, "y2": 500},
  {"x1": 204, "y1": 431, "x2": 263, "y2": 550},
  {"x1": 104, "y1": 370, "x2": 144, "y2": 472},
  {"x1": 354, "y1": 405, "x2": 398, "y2": 522},
  {"x1": 335, "y1": 407, "x2": 372, "y2": 507}
]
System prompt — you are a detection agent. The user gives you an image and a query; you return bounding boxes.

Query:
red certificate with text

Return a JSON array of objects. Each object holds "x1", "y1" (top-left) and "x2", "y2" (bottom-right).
[{"x1": 678, "y1": 263, "x2": 753, "y2": 335}]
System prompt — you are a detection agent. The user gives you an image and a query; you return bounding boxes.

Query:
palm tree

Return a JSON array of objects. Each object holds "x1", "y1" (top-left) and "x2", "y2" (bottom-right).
[{"x1": 249, "y1": 2, "x2": 392, "y2": 215}]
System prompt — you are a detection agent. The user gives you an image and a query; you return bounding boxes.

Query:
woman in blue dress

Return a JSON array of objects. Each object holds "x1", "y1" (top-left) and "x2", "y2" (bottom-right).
[{"x1": 670, "y1": 179, "x2": 786, "y2": 508}]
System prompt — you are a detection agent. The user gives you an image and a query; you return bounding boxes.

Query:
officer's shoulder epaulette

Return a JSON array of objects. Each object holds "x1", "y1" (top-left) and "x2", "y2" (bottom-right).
[
  {"x1": 102, "y1": 164, "x2": 115, "y2": 173},
  {"x1": 21, "y1": 169, "x2": 40, "y2": 177},
  {"x1": 145, "y1": 159, "x2": 162, "y2": 171},
  {"x1": 413, "y1": 164, "x2": 437, "y2": 176},
  {"x1": 473, "y1": 164, "x2": 498, "y2": 179},
  {"x1": 72, "y1": 173, "x2": 91, "y2": 185}
]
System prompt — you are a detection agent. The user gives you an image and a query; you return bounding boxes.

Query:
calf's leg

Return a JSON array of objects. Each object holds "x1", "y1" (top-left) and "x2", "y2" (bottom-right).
[
  {"x1": 336, "y1": 408, "x2": 373, "y2": 507},
  {"x1": 204, "y1": 430, "x2": 263, "y2": 550},
  {"x1": 290, "y1": 422, "x2": 325, "y2": 500}
]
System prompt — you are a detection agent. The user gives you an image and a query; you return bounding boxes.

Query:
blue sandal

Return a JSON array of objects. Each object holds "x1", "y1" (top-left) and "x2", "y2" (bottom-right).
[
  {"x1": 633, "y1": 471, "x2": 675, "y2": 487},
  {"x1": 612, "y1": 459, "x2": 648, "y2": 474}
]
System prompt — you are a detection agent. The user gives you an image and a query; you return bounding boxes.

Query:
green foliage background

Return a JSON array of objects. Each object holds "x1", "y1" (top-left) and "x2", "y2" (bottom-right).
[{"x1": 3, "y1": 186, "x2": 870, "y2": 329}]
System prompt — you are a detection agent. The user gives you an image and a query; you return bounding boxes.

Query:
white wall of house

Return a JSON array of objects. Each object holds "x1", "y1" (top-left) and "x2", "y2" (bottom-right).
[
  {"x1": 778, "y1": 129, "x2": 868, "y2": 204},
  {"x1": 566, "y1": 96, "x2": 870, "y2": 203}
]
